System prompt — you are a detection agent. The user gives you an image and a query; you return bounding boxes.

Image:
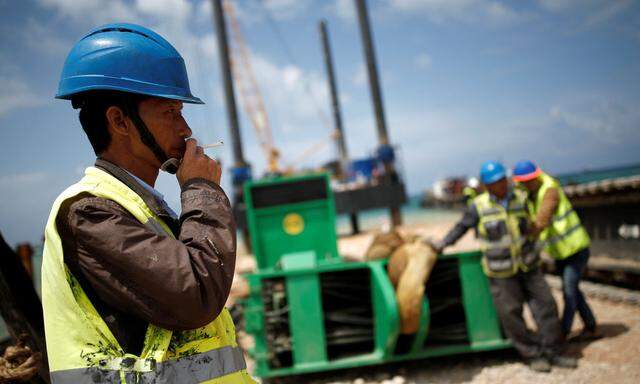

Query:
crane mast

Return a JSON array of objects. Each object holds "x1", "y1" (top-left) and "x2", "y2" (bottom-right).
[{"x1": 223, "y1": 0, "x2": 280, "y2": 174}]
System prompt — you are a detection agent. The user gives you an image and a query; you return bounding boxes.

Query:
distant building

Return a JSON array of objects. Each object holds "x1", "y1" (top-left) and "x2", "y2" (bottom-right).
[{"x1": 558, "y1": 163, "x2": 640, "y2": 261}]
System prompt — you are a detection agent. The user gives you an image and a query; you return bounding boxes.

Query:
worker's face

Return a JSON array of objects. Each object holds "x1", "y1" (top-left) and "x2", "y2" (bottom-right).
[
  {"x1": 135, "y1": 98, "x2": 192, "y2": 166},
  {"x1": 520, "y1": 178, "x2": 540, "y2": 193},
  {"x1": 486, "y1": 178, "x2": 508, "y2": 199}
]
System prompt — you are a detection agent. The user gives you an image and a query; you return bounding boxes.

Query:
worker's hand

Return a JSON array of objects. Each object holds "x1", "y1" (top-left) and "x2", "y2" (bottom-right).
[
  {"x1": 423, "y1": 238, "x2": 445, "y2": 254},
  {"x1": 522, "y1": 218, "x2": 541, "y2": 238},
  {"x1": 528, "y1": 223, "x2": 542, "y2": 239},
  {"x1": 177, "y1": 139, "x2": 222, "y2": 186}
]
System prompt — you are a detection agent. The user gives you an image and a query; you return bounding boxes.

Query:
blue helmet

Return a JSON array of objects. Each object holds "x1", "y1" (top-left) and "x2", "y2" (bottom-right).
[
  {"x1": 56, "y1": 23, "x2": 203, "y2": 104},
  {"x1": 512, "y1": 160, "x2": 541, "y2": 182},
  {"x1": 480, "y1": 161, "x2": 506, "y2": 185}
]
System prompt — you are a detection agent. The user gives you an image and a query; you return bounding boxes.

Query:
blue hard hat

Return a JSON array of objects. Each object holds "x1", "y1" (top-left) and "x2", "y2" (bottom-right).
[
  {"x1": 376, "y1": 144, "x2": 395, "y2": 163},
  {"x1": 480, "y1": 161, "x2": 506, "y2": 184},
  {"x1": 56, "y1": 23, "x2": 203, "y2": 104},
  {"x1": 512, "y1": 160, "x2": 541, "y2": 182}
]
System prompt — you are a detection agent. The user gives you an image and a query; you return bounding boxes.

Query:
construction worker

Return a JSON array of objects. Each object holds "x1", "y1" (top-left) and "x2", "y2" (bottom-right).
[
  {"x1": 462, "y1": 177, "x2": 481, "y2": 206},
  {"x1": 513, "y1": 160, "x2": 600, "y2": 341},
  {"x1": 41, "y1": 23, "x2": 254, "y2": 383},
  {"x1": 430, "y1": 161, "x2": 576, "y2": 372}
]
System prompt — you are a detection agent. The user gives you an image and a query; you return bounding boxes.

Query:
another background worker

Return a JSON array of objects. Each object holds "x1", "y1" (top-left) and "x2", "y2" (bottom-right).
[
  {"x1": 462, "y1": 177, "x2": 482, "y2": 206},
  {"x1": 431, "y1": 161, "x2": 576, "y2": 372},
  {"x1": 513, "y1": 160, "x2": 600, "y2": 341}
]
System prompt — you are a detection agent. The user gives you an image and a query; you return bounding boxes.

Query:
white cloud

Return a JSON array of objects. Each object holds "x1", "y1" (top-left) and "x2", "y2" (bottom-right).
[
  {"x1": 24, "y1": 18, "x2": 70, "y2": 55},
  {"x1": 538, "y1": 0, "x2": 633, "y2": 28},
  {"x1": 232, "y1": 0, "x2": 312, "y2": 25},
  {"x1": 39, "y1": 0, "x2": 133, "y2": 24},
  {"x1": 212, "y1": 49, "x2": 339, "y2": 173},
  {"x1": 537, "y1": 0, "x2": 576, "y2": 12},
  {"x1": 249, "y1": 53, "x2": 331, "y2": 130},
  {"x1": 136, "y1": 0, "x2": 192, "y2": 23},
  {"x1": 350, "y1": 62, "x2": 396, "y2": 89},
  {"x1": 386, "y1": 0, "x2": 522, "y2": 26},
  {"x1": 583, "y1": 0, "x2": 633, "y2": 27},
  {"x1": 329, "y1": 0, "x2": 356, "y2": 22},
  {"x1": 196, "y1": 0, "x2": 213, "y2": 25},
  {"x1": 0, "y1": 76, "x2": 46, "y2": 117},
  {"x1": 549, "y1": 101, "x2": 638, "y2": 144},
  {"x1": 262, "y1": 0, "x2": 312, "y2": 20},
  {"x1": 352, "y1": 63, "x2": 367, "y2": 87},
  {"x1": 198, "y1": 33, "x2": 218, "y2": 60},
  {"x1": 0, "y1": 171, "x2": 52, "y2": 244},
  {"x1": 339, "y1": 92, "x2": 352, "y2": 105},
  {"x1": 0, "y1": 172, "x2": 48, "y2": 187},
  {"x1": 414, "y1": 53, "x2": 432, "y2": 70},
  {"x1": 38, "y1": 0, "x2": 194, "y2": 27}
]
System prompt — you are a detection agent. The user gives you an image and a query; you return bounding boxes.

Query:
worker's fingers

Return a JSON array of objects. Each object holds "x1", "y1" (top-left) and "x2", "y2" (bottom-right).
[
  {"x1": 176, "y1": 141, "x2": 222, "y2": 186},
  {"x1": 204, "y1": 155, "x2": 222, "y2": 182},
  {"x1": 213, "y1": 159, "x2": 222, "y2": 181},
  {"x1": 183, "y1": 138, "x2": 198, "y2": 159}
]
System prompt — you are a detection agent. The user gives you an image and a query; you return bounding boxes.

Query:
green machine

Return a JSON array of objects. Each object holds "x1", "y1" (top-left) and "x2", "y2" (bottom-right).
[{"x1": 242, "y1": 174, "x2": 510, "y2": 379}]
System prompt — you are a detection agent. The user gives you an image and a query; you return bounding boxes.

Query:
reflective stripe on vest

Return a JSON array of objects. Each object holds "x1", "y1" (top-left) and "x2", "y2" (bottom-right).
[
  {"x1": 533, "y1": 173, "x2": 590, "y2": 259},
  {"x1": 508, "y1": 202, "x2": 526, "y2": 212},
  {"x1": 42, "y1": 167, "x2": 254, "y2": 384},
  {"x1": 544, "y1": 223, "x2": 582, "y2": 246},
  {"x1": 552, "y1": 208, "x2": 575, "y2": 223},
  {"x1": 479, "y1": 207, "x2": 502, "y2": 216},
  {"x1": 50, "y1": 345, "x2": 247, "y2": 384},
  {"x1": 474, "y1": 190, "x2": 540, "y2": 278}
]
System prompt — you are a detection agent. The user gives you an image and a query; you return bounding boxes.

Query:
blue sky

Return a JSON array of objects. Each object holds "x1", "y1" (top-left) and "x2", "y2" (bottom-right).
[{"x1": 1, "y1": 0, "x2": 639, "y2": 245}]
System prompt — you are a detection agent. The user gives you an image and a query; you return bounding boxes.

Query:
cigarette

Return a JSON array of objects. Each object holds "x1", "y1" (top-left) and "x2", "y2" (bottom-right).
[{"x1": 202, "y1": 140, "x2": 224, "y2": 149}]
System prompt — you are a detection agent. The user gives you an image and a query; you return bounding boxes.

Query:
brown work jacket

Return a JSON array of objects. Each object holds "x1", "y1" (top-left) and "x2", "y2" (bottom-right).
[{"x1": 55, "y1": 159, "x2": 236, "y2": 355}]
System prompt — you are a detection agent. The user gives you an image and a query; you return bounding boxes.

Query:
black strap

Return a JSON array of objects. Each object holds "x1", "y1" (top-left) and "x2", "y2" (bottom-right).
[
  {"x1": 95, "y1": 159, "x2": 181, "y2": 235},
  {"x1": 122, "y1": 98, "x2": 179, "y2": 174}
]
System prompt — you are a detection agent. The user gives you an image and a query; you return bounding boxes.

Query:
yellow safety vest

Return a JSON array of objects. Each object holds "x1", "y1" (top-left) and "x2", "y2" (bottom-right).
[
  {"x1": 462, "y1": 187, "x2": 477, "y2": 206},
  {"x1": 531, "y1": 173, "x2": 590, "y2": 260},
  {"x1": 41, "y1": 167, "x2": 255, "y2": 384},
  {"x1": 474, "y1": 190, "x2": 540, "y2": 278}
]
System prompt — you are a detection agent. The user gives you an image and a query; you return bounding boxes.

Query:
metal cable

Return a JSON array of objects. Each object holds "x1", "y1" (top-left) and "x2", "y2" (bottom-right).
[{"x1": 252, "y1": 0, "x2": 335, "y2": 132}]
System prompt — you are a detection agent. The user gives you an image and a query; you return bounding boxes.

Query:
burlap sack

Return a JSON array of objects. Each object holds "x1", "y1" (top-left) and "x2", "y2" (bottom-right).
[
  {"x1": 365, "y1": 230, "x2": 405, "y2": 260},
  {"x1": 388, "y1": 243, "x2": 410, "y2": 287},
  {"x1": 395, "y1": 241, "x2": 437, "y2": 334}
]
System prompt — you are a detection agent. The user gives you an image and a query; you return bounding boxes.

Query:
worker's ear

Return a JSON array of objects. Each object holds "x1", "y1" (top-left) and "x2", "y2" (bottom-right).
[{"x1": 105, "y1": 106, "x2": 131, "y2": 137}]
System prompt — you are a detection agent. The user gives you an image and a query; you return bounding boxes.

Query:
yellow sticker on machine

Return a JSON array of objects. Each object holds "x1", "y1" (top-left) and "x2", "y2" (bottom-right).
[{"x1": 283, "y1": 213, "x2": 304, "y2": 235}]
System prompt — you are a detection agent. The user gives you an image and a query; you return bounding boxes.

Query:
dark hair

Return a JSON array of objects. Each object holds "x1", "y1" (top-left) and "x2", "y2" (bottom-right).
[{"x1": 72, "y1": 91, "x2": 148, "y2": 155}]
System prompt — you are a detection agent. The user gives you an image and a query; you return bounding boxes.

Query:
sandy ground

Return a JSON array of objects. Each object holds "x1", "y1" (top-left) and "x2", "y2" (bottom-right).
[
  {"x1": 336, "y1": 221, "x2": 480, "y2": 262},
  {"x1": 235, "y1": 218, "x2": 640, "y2": 384}
]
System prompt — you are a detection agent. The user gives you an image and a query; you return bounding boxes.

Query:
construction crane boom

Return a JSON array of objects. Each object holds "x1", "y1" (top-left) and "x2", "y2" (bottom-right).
[{"x1": 223, "y1": 0, "x2": 280, "y2": 174}]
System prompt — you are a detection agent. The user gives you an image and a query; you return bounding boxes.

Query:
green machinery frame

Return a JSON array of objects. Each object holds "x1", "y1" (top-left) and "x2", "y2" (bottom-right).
[
  {"x1": 244, "y1": 173, "x2": 339, "y2": 270},
  {"x1": 241, "y1": 174, "x2": 511, "y2": 379}
]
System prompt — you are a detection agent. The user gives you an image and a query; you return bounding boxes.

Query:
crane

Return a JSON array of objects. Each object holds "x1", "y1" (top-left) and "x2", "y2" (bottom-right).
[
  {"x1": 223, "y1": 0, "x2": 280, "y2": 174},
  {"x1": 222, "y1": 0, "x2": 341, "y2": 176}
]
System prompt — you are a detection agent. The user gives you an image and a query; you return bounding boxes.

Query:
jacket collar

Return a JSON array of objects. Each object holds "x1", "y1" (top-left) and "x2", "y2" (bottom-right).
[{"x1": 94, "y1": 158, "x2": 180, "y2": 235}]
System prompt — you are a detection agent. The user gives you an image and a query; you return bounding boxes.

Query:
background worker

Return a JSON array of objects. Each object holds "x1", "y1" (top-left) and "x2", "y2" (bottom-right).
[
  {"x1": 41, "y1": 23, "x2": 254, "y2": 383},
  {"x1": 462, "y1": 177, "x2": 481, "y2": 206},
  {"x1": 430, "y1": 161, "x2": 576, "y2": 372},
  {"x1": 462, "y1": 177, "x2": 482, "y2": 237},
  {"x1": 513, "y1": 160, "x2": 600, "y2": 341}
]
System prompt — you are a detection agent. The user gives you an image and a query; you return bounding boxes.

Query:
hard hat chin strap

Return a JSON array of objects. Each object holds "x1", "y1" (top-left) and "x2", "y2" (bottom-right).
[{"x1": 123, "y1": 99, "x2": 179, "y2": 174}]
